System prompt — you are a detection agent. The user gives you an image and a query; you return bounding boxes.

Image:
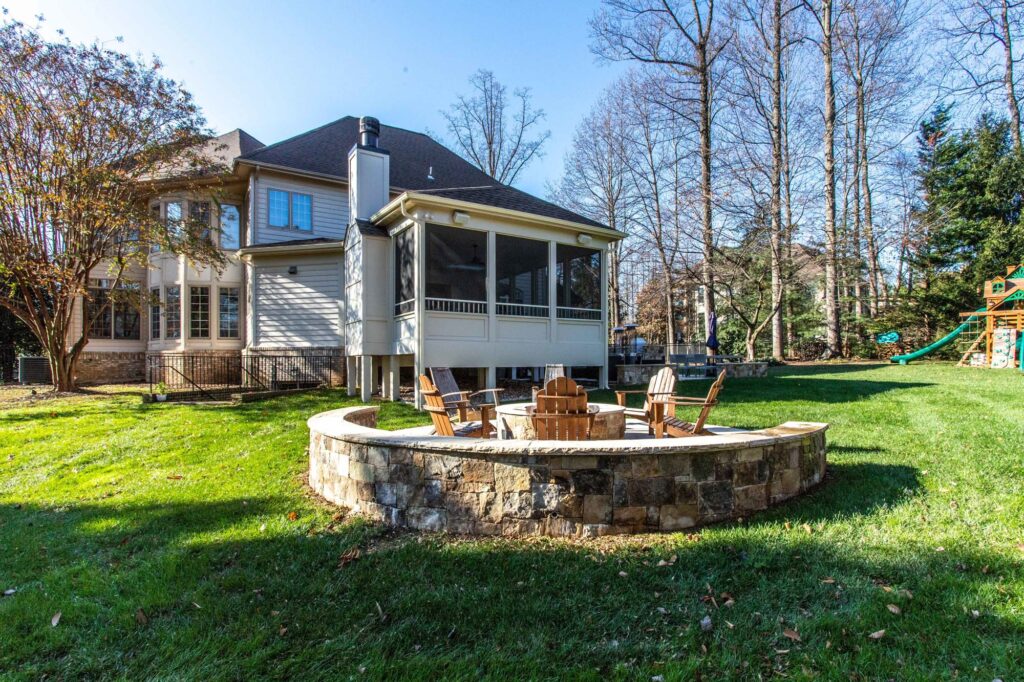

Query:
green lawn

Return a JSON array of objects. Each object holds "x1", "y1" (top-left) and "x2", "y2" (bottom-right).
[{"x1": 0, "y1": 364, "x2": 1021, "y2": 680}]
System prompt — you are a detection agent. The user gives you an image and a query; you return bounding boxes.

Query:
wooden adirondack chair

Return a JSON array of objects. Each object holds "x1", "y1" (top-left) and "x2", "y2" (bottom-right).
[
  {"x1": 651, "y1": 370, "x2": 726, "y2": 438},
  {"x1": 428, "y1": 366, "x2": 503, "y2": 419},
  {"x1": 419, "y1": 375, "x2": 493, "y2": 438},
  {"x1": 614, "y1": 366, "x2": 676, "y2": 435},
  {"x1": 531, "y1": 364, "x2": 566, "y2": 400},
  {"x1": 530, "y1": 376, "x2": 594, "y2": 440}
]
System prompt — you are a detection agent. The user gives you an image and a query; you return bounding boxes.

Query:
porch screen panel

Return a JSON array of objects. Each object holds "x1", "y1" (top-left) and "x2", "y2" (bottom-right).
[
  {"x1": 496, "y1": 235, "x2": 548, "y2": 316},
  {"x1": 425, "y1": 224, "x2": 486, "y2": 312},
  {"x1": 556, "y1": 244, "x2": 602, "y2": 318},
  {"x1": 394, "y1": 228, "x2": 415, "y2": 315}
]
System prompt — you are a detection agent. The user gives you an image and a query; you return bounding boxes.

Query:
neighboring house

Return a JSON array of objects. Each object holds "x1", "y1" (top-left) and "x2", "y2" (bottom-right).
[{"x1": 72, "y1": 116, "x2": 623, "y2": 401}]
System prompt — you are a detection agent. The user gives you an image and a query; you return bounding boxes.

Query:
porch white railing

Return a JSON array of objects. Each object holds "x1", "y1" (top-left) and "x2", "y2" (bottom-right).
[
  {"x1": 557, "y1": 306, "x2": 602, "y2": 321},
  {"x1": 425, "y1": 297, "x2": 487, "y2": 314},
  {"x1": 496, "y1": 303, "x2": 549, "y2": 318}
]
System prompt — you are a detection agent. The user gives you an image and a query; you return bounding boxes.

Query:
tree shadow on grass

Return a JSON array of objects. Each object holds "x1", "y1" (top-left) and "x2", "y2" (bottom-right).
[{"x1": 0, "y1": 493, "x2": 1019, "y2": 680}]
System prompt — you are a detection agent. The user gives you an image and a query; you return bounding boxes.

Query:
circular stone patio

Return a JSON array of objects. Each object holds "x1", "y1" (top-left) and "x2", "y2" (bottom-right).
[{"x1": 307, "y1": 406, "x2": 828, "y2": 537}]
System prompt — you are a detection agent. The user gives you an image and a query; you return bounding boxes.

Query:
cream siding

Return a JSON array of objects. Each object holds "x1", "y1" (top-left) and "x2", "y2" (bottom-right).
[
  {"x1": 253, "y1": 257, "x2": 343, "y2": 347},
  {"x1": 252, "y1": 171, "x2": 348, "y2": 245}
]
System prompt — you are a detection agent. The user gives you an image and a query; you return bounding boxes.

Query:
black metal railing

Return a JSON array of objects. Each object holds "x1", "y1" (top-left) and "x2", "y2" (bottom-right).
[{"x1": 148, "y1": 350, "x2": 343, "y2": 399}]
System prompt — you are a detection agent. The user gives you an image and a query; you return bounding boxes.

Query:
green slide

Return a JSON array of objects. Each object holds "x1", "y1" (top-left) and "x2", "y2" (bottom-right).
[{"x1": 890, "y1": 308, "x2": 986, "y2": 365}]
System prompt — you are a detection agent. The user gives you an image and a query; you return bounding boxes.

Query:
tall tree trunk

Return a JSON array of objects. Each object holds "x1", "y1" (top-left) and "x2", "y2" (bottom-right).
[
  {"x1": 1002, "y1": 0, "x2": 1023, "y2": 149},
  {"x1": 770, "y1": 0, "x2": 786, "y2": 361},
  {"x1": 858, "y1": 98, "x2": 883, "y2": 313},
  {"x1": 699, "y1": 44, "x2": 717, "y2": 352},
  {"x1": 851, "y1": 109, "x2": 865, "y2": 320},
  {"x1": 820, "y1": 0, "x2": 841, "y2": 357},
  {"x1": 663, "y1": 269, "x2": 676, "y2": 347}
]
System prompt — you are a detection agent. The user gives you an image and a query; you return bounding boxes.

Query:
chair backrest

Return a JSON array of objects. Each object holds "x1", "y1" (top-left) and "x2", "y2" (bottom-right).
[
  {"x1": 691, "y1": 370, "x2": 727, "y2": 434},
  {"x1": 419, "y1": 374, "x2": 455, "y2": 437},
  {"x1": 543, "y1": 364, "x2": 565, "y2": 385},
  {"x1": 644, "y1": 366, "x2": 677, "y2": 414},
  {"x1": 532, "y1": 376, "x2": 593, "y2": 440},
  {"x1": 428, "y1": 367, "x2": 462, "y2": 408}
]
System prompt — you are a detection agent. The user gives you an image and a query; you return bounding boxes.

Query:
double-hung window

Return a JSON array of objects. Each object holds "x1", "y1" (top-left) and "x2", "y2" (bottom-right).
[
  {"x1": 150, "y1": 287, "x2": 161, "y2": 340},
  {"x1": 189, "y1": 286, "x2": 210, "y2": 339},
  {"x1": 85, "y1": 280, "x2": 141, "y2": 340},
  {"x1": 165, "y1": 286, "x2": 181, "y2": 339},
  {"x1": 220, "y1": 204, "x2": 241, "y2": 250},
  {"x1": 189, "y1": 201, "x2": 211, "y2": 242},
  {"x1": 218, "y1": 287, "x2": 240, "y2": 339},
  {"x1": 267, "y1": 189, "x2": 312, "y2": 231}
]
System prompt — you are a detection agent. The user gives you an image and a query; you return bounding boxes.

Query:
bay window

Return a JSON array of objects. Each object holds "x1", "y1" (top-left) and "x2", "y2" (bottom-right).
[
  {"x1": 425, "y1": 224, "x2": 487, "y2": 313},
  {"x1": 556, "y1": 244, "x2": 602, "y2": 320},
  {"x1": 496, "y1": 235, "x2": 548, "y2": 316}
]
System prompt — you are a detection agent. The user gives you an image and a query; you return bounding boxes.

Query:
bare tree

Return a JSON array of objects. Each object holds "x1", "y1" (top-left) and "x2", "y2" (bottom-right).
[
  {"x1": 942, "y1": 0, "x2": 1024, "y2": 148},
  {"x1": 803, "y1": 0, "x2": 843, "y2": 357},
  {"x1": 0, "y1": 18, "x2": 221, "y2": 391},
  {"x1": 551, "y1": 92, "x2": 636, "y2": 328},
  {"x1": 725, "y1": 0, "x2": 804, "y2": 359},
  {"x1": 441, "y1": 69, "x2": 551, "y2": 185},
  {"x1": 618, "y1": 74, "x2": 687, "y2": 346},
  {"x1": 592, "y1": 0, "x2": 729, "y2": 346}
]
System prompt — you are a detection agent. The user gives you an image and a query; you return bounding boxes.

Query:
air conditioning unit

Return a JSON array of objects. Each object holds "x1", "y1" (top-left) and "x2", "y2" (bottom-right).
[{"x1": 18, "y1": 356, "x2": 52, "y2": 385}]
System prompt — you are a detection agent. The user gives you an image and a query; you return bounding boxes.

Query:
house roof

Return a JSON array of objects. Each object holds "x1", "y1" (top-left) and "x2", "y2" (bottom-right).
[
  {"x1": 237, "y1": 116, "x2": 494, "y2": 191},
  {"x1": 236, "y1": 116, "x2": 609, "y2": 231},
  {"x1": 413, "y1": 185, "x2": 608, "y2": 230}
]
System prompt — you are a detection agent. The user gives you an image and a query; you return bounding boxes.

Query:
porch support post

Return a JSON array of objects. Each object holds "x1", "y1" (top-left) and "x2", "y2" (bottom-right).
[
  {"x1": 346, "y1": 356, "x2": 358, "y2": 397},
  {"x1": 387, "y1": 355, "x2": 401, "y2": 401},
  {"x1": 486, "y1": 366, "x2": 496, "y2": 394},
  {"x1": 359, "y1": 354, "x2": 373, "y2": 403}
]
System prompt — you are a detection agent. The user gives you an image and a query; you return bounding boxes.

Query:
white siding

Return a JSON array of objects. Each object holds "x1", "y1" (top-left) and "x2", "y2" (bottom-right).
[
  {"x1": 252, "y1": 172, "x2": 349, "y2": 245},
  {"x1": 253, "y1": 258, "x2": 342, "y2": 347}
]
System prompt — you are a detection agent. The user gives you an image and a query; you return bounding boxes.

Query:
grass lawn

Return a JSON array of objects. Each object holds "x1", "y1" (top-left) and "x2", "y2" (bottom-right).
[{"x1": 0, "y1": 364, "x2": 1021, "y2": 680}]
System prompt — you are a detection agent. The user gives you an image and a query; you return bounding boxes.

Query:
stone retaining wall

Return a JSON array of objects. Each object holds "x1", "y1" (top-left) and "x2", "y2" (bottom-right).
[{"x1": 308, "y1": 407, "x2": 828, "y2": 538}]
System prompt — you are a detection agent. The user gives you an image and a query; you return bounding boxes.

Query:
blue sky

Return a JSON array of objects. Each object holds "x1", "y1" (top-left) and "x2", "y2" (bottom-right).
[{"x1": 5, "y1": 0, "x2": 626, "y2": 196}]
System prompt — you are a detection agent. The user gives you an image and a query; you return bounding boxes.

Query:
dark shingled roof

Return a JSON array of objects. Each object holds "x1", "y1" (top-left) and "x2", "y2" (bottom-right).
[
  {"x1": 414, "y1": 185, "x2": 607, "y2": 230},
  {"x1": 237, "y1": 116, "x2": 610, "y2": 231}
]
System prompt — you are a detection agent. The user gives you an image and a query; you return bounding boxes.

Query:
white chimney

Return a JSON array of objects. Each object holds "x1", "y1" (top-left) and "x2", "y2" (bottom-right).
[{"x1": 348, "y1": 116, "x2": 390, "y2": 223}]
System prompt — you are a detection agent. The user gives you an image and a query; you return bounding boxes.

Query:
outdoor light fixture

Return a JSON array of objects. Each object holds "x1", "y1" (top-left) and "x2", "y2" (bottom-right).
[
  {"x1": 577, "y1": 233, "x2": 593, "y2": 245},
  {"x1": 452, "y1": 210, "x2": 470, "y2": 225},
  {"x1": 288, "y1": 266, "x2": 298, "y2": 275}
]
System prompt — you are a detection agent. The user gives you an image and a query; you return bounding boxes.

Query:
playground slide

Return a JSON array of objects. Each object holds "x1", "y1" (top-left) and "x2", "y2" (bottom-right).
[{"x1": 890, "y1": 308, "x2": 987, "y2": 365}]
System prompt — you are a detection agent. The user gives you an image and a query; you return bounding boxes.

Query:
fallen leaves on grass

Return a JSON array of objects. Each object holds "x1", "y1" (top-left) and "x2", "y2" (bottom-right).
[
  {"x1": 887, "y1": 604, "x2": 902, "y2": 615},
  {"x1": 338, "y1": 547, "x2": 360, "y2": 568},
  {"x1": 821, "y1": 577, "x2": 836, "y2": 584},
  {"x1": 375, "y1": 601, "x2": 388, "y2": 623},
  {"x1": 166, "y1": 474, "x2": 183, "y2": 480},
  {"x1": 868, "y1": 629, "x2": 886, "y2": 640},
  {"x1": 51, "y1": 611, "x2": 61, "y2": 627},
  {"x1": 656, "y1": 554, "x2": 677, "y2": 567},
  {"x1": 287, "y1": 511, "x2": 299, "y2": 521},
  {"x1": 2, "y1": 588, "x2": 15, "y2": 597},
  {"x1": 135, "y1": 608, "x2": 148, "y2": 625},
  {"x1": 700, "y1": 615, "x2": 713, "y2": 632},
  {"x1": 783, "y1": 628, "x2": 801, "y2": 642}
]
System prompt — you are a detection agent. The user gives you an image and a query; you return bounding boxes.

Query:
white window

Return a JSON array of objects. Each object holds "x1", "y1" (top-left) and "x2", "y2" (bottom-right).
[
  {"x1": 220, "y1": 204, "x2": 241, "y2": 250},
  {"x1": 267, "y1": 188, "x2": 312, "y2": 231},
  {"x1": 165, "y1": 286, "x2": 181, "y2": 339},
  {"x1": 150, "y1": 287, "x2": 161, "y2": 340},
  {"x1": 218, "y1": 287, "x2": 240, "y2": 339},
  {"x1": 189, "y1": 286, "x2": 210, "y2": 339}
]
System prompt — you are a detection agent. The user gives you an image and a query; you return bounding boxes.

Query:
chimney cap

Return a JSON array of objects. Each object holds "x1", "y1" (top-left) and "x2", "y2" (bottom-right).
[{"x1": 359, "y1": 116, "x2": 381, "y2": 145}]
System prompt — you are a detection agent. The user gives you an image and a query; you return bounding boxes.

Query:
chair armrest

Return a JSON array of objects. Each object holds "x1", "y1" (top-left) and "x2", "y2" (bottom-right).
[
  {"x1": 469, "y1": 388, "x2": 505, "y2": 400},
  {"x1": 439, "y1": 390, "x2": 471, "y2": 402}
]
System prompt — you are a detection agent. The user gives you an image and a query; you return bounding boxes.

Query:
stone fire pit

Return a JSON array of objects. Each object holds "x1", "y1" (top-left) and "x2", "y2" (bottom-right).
[
  {"x1": 308, "y1": 406, "x2": 828, "y2": 538},
  {"x1": 495, "y1": 402, "x2": 626, "y2": 440}
]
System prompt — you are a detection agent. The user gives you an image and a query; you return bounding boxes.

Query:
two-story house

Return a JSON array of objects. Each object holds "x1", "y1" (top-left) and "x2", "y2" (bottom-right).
[{"x1": 72, "y1": 116, "x2": 623, "y2": 402}]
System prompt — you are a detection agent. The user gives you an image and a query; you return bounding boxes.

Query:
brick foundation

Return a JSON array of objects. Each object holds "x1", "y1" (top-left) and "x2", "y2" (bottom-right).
[{"x1": 76, "y1": 352, "x2": 146, "y2": 384}]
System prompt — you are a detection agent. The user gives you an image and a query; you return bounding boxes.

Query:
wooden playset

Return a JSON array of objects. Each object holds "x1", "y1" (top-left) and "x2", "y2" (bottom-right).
[{"x1": 957, "y1": 264, "x2": 1024, "y2": 368}]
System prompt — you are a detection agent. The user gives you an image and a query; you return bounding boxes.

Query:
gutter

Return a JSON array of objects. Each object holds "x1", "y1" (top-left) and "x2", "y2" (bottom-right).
[{"x1": 237, "y1": 240, "x2": 344, "y2": 261}]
